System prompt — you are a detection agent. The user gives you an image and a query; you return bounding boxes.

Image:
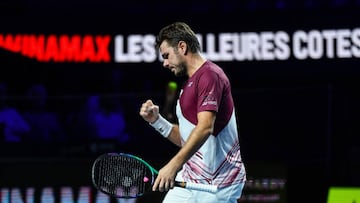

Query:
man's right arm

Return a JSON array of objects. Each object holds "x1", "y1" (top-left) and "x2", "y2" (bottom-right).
[{"x1": 167, "y1": 124, "x2": 181, "y2": 147}]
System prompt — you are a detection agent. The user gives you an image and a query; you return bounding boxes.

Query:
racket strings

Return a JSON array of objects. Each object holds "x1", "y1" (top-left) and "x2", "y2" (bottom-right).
[{"x1": 94, "y1": 154, "x2": 152, "y2": 198}]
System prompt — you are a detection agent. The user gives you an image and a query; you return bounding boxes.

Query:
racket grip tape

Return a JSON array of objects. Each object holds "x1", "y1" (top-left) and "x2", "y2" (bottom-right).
[{"x1": 175, "y1": 181, "x2": 218, "y2": 193}]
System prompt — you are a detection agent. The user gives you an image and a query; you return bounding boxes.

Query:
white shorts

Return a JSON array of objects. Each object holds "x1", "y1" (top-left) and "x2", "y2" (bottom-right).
[{"x1": 162, "y1": 182, "x2": 245, "y2": 203}]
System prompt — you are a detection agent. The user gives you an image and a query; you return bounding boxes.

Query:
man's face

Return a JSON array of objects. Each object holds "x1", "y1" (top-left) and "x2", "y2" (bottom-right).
[{"x1": 159, "y1": 41, "x2": 187, "y2": 77}]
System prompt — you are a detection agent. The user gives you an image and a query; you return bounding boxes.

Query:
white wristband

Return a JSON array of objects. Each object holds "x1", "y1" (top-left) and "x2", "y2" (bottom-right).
[{"x1": 149, "y1": 115, "x2": 173, "y2": 138}]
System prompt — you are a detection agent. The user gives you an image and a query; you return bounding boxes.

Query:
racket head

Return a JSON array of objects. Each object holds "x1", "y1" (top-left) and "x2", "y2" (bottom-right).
[{"x1": 91, "y1": 152, "x2": 155, "y2": 198}]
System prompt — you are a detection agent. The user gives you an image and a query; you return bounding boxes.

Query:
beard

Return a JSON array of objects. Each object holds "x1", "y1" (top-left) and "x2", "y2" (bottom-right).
[{"x1": 174, "y1": 62, "x2": 187, "y2": 77}]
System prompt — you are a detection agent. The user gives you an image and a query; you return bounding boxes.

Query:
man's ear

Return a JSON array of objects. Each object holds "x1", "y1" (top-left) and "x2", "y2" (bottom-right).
[{"x1": 178, "y1": 41, "x2": 188, "y2": 55}]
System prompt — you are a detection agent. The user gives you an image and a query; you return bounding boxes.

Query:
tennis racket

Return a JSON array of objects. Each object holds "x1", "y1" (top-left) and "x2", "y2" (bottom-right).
[{"x1": 91, "y1": 152, "x2": 218, "y2": 198}]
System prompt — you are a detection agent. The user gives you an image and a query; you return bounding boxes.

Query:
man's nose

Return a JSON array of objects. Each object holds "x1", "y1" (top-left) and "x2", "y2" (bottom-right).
[{"x1": 163, "y1": 59, "x2": 169, "y2": 67}]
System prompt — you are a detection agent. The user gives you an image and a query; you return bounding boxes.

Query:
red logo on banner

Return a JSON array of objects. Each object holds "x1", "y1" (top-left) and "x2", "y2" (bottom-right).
[{"x1": 0, "y1": 34, "x2": 111, "y2": 63}]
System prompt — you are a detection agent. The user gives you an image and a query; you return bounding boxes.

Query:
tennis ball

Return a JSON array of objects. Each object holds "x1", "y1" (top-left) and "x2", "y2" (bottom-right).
[{"x1": 168, "y1": 81, "x2": 178, "y2": 91}]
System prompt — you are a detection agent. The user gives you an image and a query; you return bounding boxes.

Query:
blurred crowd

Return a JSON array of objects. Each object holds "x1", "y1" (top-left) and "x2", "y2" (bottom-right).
[
  {"x1": 0, "y1": 68, "x2": 140, "y2": 145},
  {"x1": 0, "y1": 81, "x2": 130, "y2": 144}
]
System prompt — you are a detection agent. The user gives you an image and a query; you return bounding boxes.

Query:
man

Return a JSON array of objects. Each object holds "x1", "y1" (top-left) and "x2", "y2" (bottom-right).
[
  {"x1": 139, "y1": 22, "x2": 246, "y2": 203},
  {"x1": 0, "y1": 82, "x2": 30, "y2": 142}
]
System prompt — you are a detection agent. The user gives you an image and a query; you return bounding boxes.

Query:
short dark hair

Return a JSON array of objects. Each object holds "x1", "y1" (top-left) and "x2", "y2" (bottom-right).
[{"x1": 155, "y1": 22, "x2": 201, "y2": 53}]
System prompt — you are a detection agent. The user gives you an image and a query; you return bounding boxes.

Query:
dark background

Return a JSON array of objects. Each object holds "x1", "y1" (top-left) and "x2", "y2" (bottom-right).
[{"x1": 1, "y1": 1, "x2": 360, "y2": 203}]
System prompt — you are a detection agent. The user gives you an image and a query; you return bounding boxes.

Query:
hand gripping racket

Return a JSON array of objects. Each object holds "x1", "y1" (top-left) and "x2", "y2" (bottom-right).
[{"x1": 91, "y1": 152, "x2": 218, "y2": 198}]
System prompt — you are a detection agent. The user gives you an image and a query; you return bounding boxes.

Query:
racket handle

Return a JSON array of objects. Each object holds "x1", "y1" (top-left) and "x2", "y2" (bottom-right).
[{"x1": 175, "y1": 181, "x2": 218, "y2": 193}]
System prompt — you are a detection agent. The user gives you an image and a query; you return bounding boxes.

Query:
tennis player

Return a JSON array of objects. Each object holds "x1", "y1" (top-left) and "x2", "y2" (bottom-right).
[{"x1": 139, "y1": 22, "x2": 246, "y2": 203}]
